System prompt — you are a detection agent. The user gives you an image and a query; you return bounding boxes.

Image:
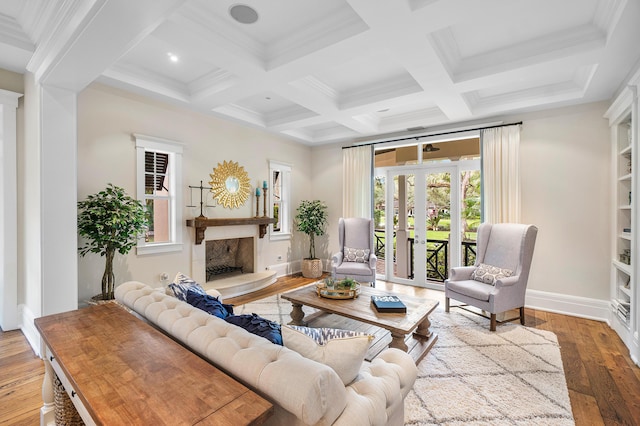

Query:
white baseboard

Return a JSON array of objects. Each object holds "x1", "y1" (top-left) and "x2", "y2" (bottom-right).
[
  {"x1": 20, "y1": 304, "x2": 41, "y2": 356},
  {"x1": 268, "y1": 262, "x2": 293, "y2": 277},
  {"x1": 525, "y1": 289, "x2": 610, "y2": 322},
  {"x1": 268, "y1": 260, "x2": 329, "y2": 278}
]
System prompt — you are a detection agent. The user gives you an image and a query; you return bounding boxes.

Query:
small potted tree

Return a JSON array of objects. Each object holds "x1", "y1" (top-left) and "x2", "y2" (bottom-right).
[
  {"x1": 295, "y1": 200, "x2": 328, "y2": 278},
  {"x1": 78, "y1": 184, "x2": 148, "y2": 300}
]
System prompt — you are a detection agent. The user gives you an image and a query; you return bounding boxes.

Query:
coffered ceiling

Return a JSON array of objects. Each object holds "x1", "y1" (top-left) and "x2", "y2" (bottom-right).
[{"x1": 1, "y1": 0, "x2": 639, "y2": 145}]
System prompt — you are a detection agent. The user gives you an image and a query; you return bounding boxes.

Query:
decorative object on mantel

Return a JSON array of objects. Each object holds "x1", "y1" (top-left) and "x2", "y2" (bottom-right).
[
  {"x1": 209, "y1": 160, "x2": 251, "y2": 209},
  {"x1": 295, "y1": 200, "x2": 328, "y2": 278},
  {"x1": 255, "y1": 187, "x2": 261, "y2": 217},
  {"x1": 77, "y1": 184, "x2": 148, "y2": 300},
  {"x1": 262, "y1": 180, "x2": 268, "y2": 217},
  {"x1": 186, "y1": 217, "x2": 277, "y2": 244},
  {"x1": 187, "y1": 180, "x2": 214, "y2": 218}
]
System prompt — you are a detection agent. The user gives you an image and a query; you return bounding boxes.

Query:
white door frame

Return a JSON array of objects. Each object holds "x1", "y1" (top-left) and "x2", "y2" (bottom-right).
[{"x1": 379, "y1": 159, "x2": 479, "y2": 289}]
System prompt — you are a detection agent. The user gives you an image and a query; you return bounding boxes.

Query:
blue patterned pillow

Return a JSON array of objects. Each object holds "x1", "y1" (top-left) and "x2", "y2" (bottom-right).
[
  {"x1": 287, "y1": 326, "x2": 368, "y2": 345},
  {"x1": 186, "y1": 289, "x2": 234, "y2": 319},
  {"x1": 225, "y1": 314, "x2": 283, "y2": 345},
  {"x1": 167, "y1": 272, "x2": 206, "y2": 301}
]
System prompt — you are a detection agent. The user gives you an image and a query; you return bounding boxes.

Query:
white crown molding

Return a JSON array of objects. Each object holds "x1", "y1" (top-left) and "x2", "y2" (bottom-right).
[
  {"x1": 340, "y1": 74, "x2": 423, "y2": 110},
  {"x1": 291, "y1": 76, "x2": 339, "y2": 104},
  {"x1": 352, "y1": 113, "x2": 381, "y2": 131},
  {"x1": 189, "y1": 68, "x2": 238, "y2": 100},
  {"x1": 450, "y1": 25, "x2": 605, "y2": 84},
  {"x1": 593, "y1": 0, "x2": 627, "y2": 37},
  {"x1": 604, "y1": 85, "x2": 634, "y2": 124},
  {"x1": 265, "y1": 105, "x2": 316, "y2": 128},
  {"x1": 266, "y1": 8, "x2": 369, "y2": 69},
  {"x1": 177, "y1": 2, "x2": 265, "y2": 65},
  {"x1": 0, "y1": 12, "x2": 34, "y2": 51},
  {"x1": 312, "y1": 124, "x2": 356, "y2": 142},
  {"x1": 427, "y1": 27, "x2": 460, "y2": 80},
  {"x1": 213, "y1": 103, "x2": 266, "y2": 127},
  {"x1": 102, "y1": 63, "x2": 190, "y2": 103},
  {"x1": 280, "y1": 128, "x2": 314, "y2": 143},
  {"x1": 468, "y1": 62, "x2": 598, "y2": 113},
  {"x1": 466, "y1": 79, "x2": 586, "y2": 116},
  {"x1": 379, "y1": 106, "x2": 446, "y2": 131},
  {"x1": 27, "y1": 0, "x2": 106, "y2": 83}
]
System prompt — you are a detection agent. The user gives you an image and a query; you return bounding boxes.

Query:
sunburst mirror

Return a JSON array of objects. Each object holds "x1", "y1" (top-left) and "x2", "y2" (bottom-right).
[{"x1": 209, "y1": 160, "x2": 251, "y2": 209}]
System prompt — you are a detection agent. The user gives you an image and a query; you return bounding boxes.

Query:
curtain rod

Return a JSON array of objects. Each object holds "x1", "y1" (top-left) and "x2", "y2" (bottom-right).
[{"x1": 342, "y1": 121, "x2": 523, "y2": 149}]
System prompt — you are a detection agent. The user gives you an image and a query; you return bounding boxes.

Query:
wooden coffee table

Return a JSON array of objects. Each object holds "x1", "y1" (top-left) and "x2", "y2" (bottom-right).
[{"x1": 281, "y1": 283, "x2": 439, "y2": 364}]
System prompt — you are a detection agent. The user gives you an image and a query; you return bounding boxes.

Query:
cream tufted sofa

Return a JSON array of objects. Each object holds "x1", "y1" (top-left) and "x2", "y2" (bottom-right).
[{"x1": 115, "y1": 281, "x2": 418, "y2": 426}]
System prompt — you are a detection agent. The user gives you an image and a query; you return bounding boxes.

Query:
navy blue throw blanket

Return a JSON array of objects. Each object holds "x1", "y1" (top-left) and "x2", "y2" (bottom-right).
[
  {"x1": 225, "y1": 313, "x2": 283, "y2": 345},
  {"x1": 186, "y1": 289, "x2": 234, "y2": 319}
]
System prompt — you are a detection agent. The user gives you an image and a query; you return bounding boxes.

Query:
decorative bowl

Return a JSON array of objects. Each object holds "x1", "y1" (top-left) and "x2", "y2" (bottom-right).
[{"x1": 315, "y1": 280, "x2": 361, "y2": 299}]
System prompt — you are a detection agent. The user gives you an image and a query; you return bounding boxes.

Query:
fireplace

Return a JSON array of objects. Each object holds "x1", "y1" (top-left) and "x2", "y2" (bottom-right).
[
  {"x1": 205, "y1": 237, "x2": 254, "y2": 281},
  {"x1": 190, "y1": 223, "x2": 276, "y2": 298}
]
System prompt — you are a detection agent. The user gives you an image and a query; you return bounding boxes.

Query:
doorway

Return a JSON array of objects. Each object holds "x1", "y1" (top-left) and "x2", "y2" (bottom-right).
[{"x1": 373, "y1": 139, "x2": 481, "y2": 289}]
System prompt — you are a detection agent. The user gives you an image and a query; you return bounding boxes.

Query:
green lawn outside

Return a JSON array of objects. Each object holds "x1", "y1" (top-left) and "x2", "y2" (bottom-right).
[{"x1": 374, "y1": 229, "x2": 477, "y2": 243}]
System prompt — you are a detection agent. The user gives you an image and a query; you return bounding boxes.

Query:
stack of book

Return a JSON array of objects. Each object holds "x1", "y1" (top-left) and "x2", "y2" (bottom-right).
[
  {"x1": 613, "y1": 299, "x2": 630, "y2": 324},
  {"x1": 371, "y1": 295, "x2": 407, "y2": 313}
]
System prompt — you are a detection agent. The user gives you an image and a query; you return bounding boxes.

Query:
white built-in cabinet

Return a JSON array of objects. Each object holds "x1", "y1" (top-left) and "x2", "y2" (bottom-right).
[{"x1": 607, "y1": 80, "x2": 640, "y2": 366}]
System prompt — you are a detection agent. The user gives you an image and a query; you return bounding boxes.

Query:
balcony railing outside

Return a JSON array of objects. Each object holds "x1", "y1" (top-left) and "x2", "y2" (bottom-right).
[{"x1": 374, "y1": 231, "x2": 477, "y2": 282}]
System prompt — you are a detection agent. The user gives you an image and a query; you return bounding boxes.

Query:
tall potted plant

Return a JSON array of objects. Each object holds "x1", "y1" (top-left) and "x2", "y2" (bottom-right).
[
  {"x1": 78, "y1": 184, "x2": 148, "y2": 300},
  {"x1": 295, "y1": 199, "x2": 328, "y2": 278}
]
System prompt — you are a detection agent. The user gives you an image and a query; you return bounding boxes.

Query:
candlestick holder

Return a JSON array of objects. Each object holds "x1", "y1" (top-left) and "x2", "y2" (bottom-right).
[
  {"x1": 255, "y1": 194, "x2": 260, "y2": 217},
  {"x1": 262, "y1": 188, "x2": 268, "y2": 217}
]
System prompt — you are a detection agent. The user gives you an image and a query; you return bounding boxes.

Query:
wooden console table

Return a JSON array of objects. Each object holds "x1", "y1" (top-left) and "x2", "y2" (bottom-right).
[
  {"x1": 35, "y1": 303, "x2": 273, "y2": 425},
  {"x1": 186, "y1": 217, "x2": 277, "y2": 244}
]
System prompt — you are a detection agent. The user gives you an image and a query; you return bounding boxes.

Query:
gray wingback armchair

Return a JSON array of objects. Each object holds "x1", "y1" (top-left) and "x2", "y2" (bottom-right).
[
  {"x1": 331, "y1": 217, "x2": 377, "y2": 285},
  {"x1": 445, "y1": 222, "x2": 538, "y2": 331}
]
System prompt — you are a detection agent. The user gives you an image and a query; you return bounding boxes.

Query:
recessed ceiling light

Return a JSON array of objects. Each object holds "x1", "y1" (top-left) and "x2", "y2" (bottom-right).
[
  {"x1": 167, "y1": 52, "x2": 179, "y2": 63},
  {"x1": 229, "y1": 4, "x2": 259, "y2": 24}
]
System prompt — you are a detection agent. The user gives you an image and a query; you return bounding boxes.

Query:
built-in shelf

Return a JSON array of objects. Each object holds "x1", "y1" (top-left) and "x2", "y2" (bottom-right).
[
  {"x1": 607, "y1": 82, "x2": 639, "y2": 365},
  {"x1": 186, "y1": 217, "x2": 277, "y2": 244}
]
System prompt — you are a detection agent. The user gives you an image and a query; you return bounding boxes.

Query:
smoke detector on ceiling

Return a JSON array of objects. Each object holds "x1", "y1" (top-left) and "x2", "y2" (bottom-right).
[{"x1": 229, "y1": 4, "x2": 259, "y2": 24}]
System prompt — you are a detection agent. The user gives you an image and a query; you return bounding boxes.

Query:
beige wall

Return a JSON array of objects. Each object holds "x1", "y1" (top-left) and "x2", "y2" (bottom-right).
[
  {"x1": 77, "y1": 83, "x2": 313, "y2": 302},
  {"x1": 519, "y1": 102, "x2": 610, "y2": 300}
]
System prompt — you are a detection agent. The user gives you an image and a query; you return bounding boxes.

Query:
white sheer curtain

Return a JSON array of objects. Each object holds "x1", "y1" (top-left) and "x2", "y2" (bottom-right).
[
  {"x1": 342, "y1": 145, "x2": 373, "y2": 218},
  {"x1": 481, "y1": 124, "x2": 521, "y2": 223}
]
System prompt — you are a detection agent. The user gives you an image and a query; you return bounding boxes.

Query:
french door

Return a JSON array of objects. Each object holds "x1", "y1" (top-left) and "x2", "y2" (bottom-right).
[{"x1": 379, "y1": 161, "x2": 479, "y2": 289}]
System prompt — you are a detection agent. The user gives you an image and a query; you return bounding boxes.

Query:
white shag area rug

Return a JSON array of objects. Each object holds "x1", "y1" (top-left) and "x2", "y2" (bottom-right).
[{"x1": 236, "y1": 295, "x2": 575, "y2": 425}]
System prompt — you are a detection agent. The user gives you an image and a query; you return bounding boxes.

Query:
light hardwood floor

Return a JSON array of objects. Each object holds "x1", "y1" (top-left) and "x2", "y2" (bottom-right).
[{"x1": 2, "y1": 275, "x2": 639, "y2": 425}]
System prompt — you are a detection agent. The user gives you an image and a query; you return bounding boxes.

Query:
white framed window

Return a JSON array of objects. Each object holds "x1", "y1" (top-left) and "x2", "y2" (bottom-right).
[
  {"x1": 269, "y1": 160, "x2": 292, "y2": 241},
  {"x1": 134, "y1": 134, "x2": 184, "y2": 255}
]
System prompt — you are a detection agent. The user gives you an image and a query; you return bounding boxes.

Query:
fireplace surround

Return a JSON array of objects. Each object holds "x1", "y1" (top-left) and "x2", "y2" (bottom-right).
[{"x1": 190, "y1": 222, "x2": 276, "y2": 298}]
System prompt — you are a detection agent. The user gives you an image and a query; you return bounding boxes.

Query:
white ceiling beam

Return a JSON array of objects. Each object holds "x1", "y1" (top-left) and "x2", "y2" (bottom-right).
[{"x1": 29, "y1": 0, "x2": 188, "y2": 92}]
